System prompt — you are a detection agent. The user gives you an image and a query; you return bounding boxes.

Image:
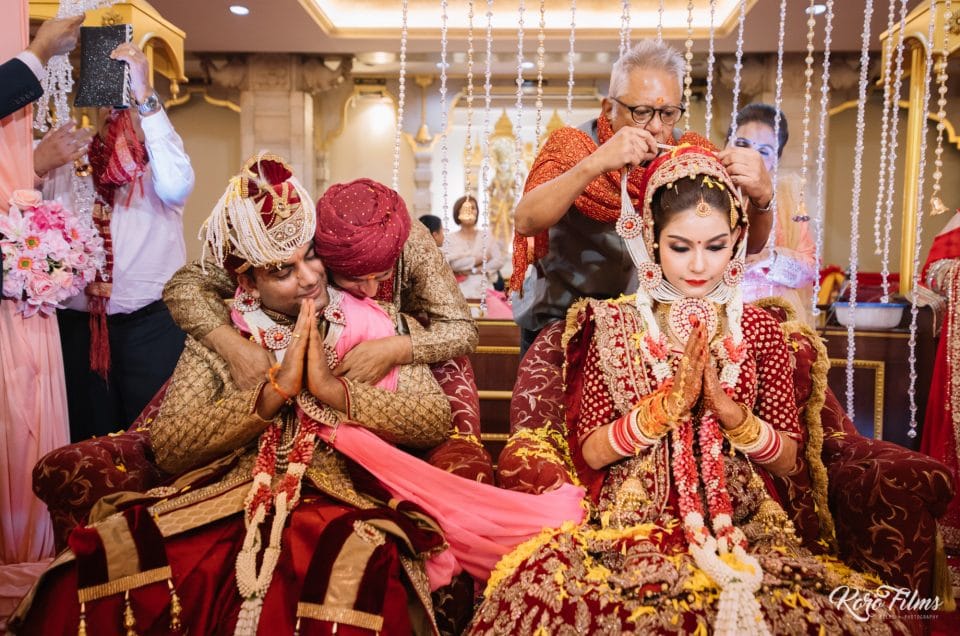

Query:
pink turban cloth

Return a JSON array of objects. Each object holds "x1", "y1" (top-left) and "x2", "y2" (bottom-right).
[{"x1": 314, "y1": 178, "x2": 411, "y2": 276}]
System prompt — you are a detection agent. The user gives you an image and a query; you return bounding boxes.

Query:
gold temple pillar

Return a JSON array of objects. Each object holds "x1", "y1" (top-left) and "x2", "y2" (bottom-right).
[{"x1": 881, "y1": 1, "x2": 960, "y2": 295}]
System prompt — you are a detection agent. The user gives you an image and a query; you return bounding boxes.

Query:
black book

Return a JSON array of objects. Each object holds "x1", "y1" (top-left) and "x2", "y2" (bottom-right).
[{"x1": 74, "y1": 24, "x2": 133, "y2": 109}]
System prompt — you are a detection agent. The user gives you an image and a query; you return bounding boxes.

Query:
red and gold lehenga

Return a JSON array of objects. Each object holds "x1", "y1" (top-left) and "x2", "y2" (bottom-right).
[
  {"x1": 468, "y1": 297, "x2": 909, "y2": 635},
  {"x1": 921, "y1": 224, "x2": 960, "y2": 559}
]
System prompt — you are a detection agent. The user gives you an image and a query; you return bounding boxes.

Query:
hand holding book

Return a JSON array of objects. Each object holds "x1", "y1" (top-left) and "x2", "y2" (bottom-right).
[{"x1": 109, "y1": 43, "x2": 151, "y2": 104}]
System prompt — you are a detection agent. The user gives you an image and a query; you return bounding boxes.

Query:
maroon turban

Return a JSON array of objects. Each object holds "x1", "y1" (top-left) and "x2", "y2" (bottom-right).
[{"x1": 314, "y1": 178, "x2": 411, "y2": 276}]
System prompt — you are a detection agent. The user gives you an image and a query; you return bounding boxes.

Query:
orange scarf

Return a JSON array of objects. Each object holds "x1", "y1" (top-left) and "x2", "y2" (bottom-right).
[{"x1": 510, "y1": 114, "x2": 713, "y2": 294}]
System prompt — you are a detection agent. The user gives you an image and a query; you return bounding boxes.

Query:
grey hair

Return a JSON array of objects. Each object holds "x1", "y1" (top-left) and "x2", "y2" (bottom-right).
[{"x1": 608, "y1": 40, "x2": 685, "y2": 98}]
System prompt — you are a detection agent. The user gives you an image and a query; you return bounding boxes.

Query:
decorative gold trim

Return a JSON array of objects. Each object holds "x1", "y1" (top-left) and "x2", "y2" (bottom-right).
[
  {"x1": 481, "y1": 433, "x2": 511, "y2": 442},
  {"x1": 827, "y1": 358, "x2": 885, "y2": 439},
  {"x1": 781, "y1": 320, "x2": 838, "y2": 551},
  {"x1": 296, "y1": 602, "x2": 384, "y2": 631},
  {"x1": 475, "y1": 345, "x2": 521, "y2": 355},
  {"x1": 478, "y1": 390, "x2": 513, "y2": 400},
  {"x1": 78, "y1": 566, "x2": 172, "y2": 603},
  {"x1": 164, "y1": 88, "x2": 241, "y2": 113},
  {"x1": 477, "y1": 320, "x2": 520, "y2": 327}
]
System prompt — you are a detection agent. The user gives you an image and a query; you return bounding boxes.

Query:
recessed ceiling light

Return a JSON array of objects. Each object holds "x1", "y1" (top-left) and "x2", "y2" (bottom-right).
[
  {"x1": 805, "y1": 4, "x2": 826, "y2": 16},
  {"x1": 229, "y1": 5, "x2": 250, "y2": 16},
  {"x1": 521, "y1": 61, "x2": 535, "y2": 70}
]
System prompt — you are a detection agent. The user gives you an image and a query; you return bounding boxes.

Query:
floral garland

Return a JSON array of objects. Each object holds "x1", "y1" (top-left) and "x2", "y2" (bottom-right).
[
  {"x1": 638, "y1": 304, "x2": 769, "y2": 635},
  {"x1": 230, "y1": 301, "x2": 331, "y2": 636}
]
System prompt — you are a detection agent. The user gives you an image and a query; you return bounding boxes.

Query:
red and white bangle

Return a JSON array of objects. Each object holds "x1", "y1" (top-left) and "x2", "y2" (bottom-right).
[
  {"x1": 607, "y1": 408, "x2": 660, "y2": 458},
  {"x1": 738, "y1": 418, "x2": 784, "y2": 464}
]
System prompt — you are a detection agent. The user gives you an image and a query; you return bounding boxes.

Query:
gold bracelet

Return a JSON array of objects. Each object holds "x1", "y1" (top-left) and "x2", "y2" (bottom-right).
[
  {"x1": 724, "y1": 404, "x2": 762, "y2": 447},
  {"x1": 267, "y1": 364, "x2": 294, "y2": 403}
]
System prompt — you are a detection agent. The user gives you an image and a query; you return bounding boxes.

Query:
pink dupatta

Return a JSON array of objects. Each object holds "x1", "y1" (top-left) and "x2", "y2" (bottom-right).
[{"x1": 0, "y1": 0, "x2": 70, "y2": 624}]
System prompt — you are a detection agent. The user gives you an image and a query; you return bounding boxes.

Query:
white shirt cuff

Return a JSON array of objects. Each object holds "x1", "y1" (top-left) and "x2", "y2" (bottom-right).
[{"x1": 15, "y1": 50, "x2": 45, "y2": 83}]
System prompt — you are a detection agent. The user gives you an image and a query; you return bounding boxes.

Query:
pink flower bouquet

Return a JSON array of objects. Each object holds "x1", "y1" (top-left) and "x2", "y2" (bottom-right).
[{"x1": 0, "y1": 190, "x2": 105, "y2": 317}]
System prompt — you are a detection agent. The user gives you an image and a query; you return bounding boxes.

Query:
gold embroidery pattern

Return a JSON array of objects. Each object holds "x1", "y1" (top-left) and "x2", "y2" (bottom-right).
[
  {"x1": 78, "y1": 567, "x2": 172, "y2": 603},
  {"x1": 296, "y1": 603, "x2": 384, "y2": 631}
]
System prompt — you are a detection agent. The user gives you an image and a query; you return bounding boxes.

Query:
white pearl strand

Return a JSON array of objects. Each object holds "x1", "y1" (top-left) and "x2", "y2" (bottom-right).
[
  {"x1": 726, "y1": 0, "x2": 749, "y2": 144},
  {"x1": 765, "y1": 0, "x2": 788, "y2": 253},
  {"x1": 391, "y1": 0, "x2": 409, "y2": 192},
  {"x1": 703, "y1": 0, "x2": 718, "y2": 138},
  {"x1": 683, "y1": 0, "x2": 695, "y2": 132},
  {"x1": 871, "y1": 0, "x2": 900, "y2": 263},
  {"x1": 534, "y1": 0, "x2": 546, "y2": 153},
  {"x1": 843, "y1": 0, "x2": 876, "y2": 420},
  {"x1": 439, "y1": 0, "x2": 450, "y2": 229},
  {"x1": 479, "y1": 0, "x2": 494, "y2": 316},
  {"x1": 620, "y1": 0, "x2": 631, "y2": 60},
  {"x1": 810, "y1": 0, "x2": 835, "y2": 318},
  {"x1": 796, "y1": 0, "x2": 817, "y2": 215},
  {"x1": 880, "y1": 0, "x2": 910, "y2": 303},
  {"x1": 657, "y1": 0, "x2": 665, "y2": 43},
  {"x1": 930, "y1": 0, "x2": 952, "y2": 217},
  {"x1": 513, "y1": 0, "x2": 526, "y2": 207},
  {"x1": 906, "y1": 0, "x2": 941, "y2": 439}
]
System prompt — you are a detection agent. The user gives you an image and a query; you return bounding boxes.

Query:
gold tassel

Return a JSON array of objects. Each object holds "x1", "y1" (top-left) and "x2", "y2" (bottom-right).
[
  {"x1": 78, "y1": 601, "x2": 87, "y2": 636},
  {"x1": 294, "y1": 617, "x2": 301, "y2": 636},
  {"x1": 933, "y1": 526, "x2": 957, "y2": 612},
  {"x1": 167, "y1": 579, "x2": 183, "y2": 632},
  {"x1": 123, "y1": 589, "x2": 139, "y2": 636}
]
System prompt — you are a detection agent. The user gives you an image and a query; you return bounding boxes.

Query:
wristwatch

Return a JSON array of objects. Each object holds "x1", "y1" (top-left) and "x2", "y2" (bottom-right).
[{"x1": 137, "y1": 92, "x2": 162, "y2": 116}]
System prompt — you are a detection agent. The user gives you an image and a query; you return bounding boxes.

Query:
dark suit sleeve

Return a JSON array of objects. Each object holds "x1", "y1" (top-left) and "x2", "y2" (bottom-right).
[{"x1": 0, "y1": 57, "x2": 43, "y2": 120}]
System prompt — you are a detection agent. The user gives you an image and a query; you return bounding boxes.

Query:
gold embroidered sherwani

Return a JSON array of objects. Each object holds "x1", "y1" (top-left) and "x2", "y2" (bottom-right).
[{"x1": 163, "y1": 220, "x2": 478, "y2": 364}]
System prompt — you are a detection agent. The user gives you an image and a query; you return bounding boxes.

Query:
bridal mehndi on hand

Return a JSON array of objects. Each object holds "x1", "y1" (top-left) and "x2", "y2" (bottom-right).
[{"x1": 467, "y1": 145, "x2": 908, "y2": 635}]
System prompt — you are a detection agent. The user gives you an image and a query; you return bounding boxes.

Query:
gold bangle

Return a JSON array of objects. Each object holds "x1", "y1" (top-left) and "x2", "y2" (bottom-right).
[
  {"x1": 725, "y1": 406, "x2": 763, "y2": 447},
  {"x1": 267, "y1": 364, "x2": 294, "y2": 403}
]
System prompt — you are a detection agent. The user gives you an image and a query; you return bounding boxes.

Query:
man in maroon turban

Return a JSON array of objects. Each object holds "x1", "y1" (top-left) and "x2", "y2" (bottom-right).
[
  {"x1": 314, "y1": 178, "x2": 411, "y2": 298},
  {"x1": 164, "y1": 176, "x2": 476, "y2": 388}
]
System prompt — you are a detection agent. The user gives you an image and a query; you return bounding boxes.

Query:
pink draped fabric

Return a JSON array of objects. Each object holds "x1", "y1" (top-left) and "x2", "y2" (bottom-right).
[
  {"x1": 0, "y1": 0, "x2": 69, "y2": 624},
  {"x1": 317, "y1": 423, "x2": 586, "y2": 590},
  {"x1": 334, "y1": 291, "x2": 400, "y2": 390}
]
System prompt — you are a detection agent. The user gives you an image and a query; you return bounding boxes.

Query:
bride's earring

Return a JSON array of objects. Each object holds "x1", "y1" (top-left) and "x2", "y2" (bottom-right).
[{"x1": 722, "y1": 258, "x2": 745, "y2": 287}]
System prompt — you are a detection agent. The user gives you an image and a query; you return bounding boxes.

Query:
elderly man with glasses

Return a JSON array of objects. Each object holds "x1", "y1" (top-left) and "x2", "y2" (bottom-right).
[{"x1": 510, "y1": 39, "x2": 774, "y2": 355}]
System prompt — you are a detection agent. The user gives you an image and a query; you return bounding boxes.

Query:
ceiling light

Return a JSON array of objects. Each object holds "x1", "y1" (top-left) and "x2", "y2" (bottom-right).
[
  {"x1": 229, "y1": 5, "x2": 250, "y2": 16},
  {"x1": 521, "y1": 61, "x2": 535, "y2": 70},
  {"x1": 805, "y1": 4, "x2": 826, "y2": 16}
]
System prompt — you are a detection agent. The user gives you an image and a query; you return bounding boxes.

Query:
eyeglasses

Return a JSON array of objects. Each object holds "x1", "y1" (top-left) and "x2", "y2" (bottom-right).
[{"x1": 611, "y1": 97, "x2": 686, "y2": 127}]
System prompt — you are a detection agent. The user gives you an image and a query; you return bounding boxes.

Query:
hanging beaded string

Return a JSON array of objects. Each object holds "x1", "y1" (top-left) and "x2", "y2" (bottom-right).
[
  {"x1": 811, "y1": 0, "x2": 835, "y2": 319},
  {"x1": 464, "y1": 0, "x2": 476, "y2": 199},
  {"x1": 871, "y1": 0, "x2": 900, "y2": 267},
  {"x1": 843, "y1": 0, "x2": 876, "y2": 420},
  {"x1": 796, "y1": 0, "x2": 818, "y2": 215},
  {"x1": 764, "y1": 0, "x2": 789, "y2": 253},
  {"x1": 726, "y1": 0, "x2": 749, "y2": 144},
  {"x1": 929, "y1": 0, "x2": 952, "y2": 220},
  {"x1": 513, "y1": 0, "x2": 526, "y2": 206},
  {"x1": 34, "y1": 0, "x2": 115, "y2": 132},
  {"x1": 439, "y1": 0, "x2": 450, "y2": 229},
  {"x1": 703, "y1": 0, "x2": 718, "y2": 139},
  {"x1": 620, "y1": 0, "x2": 631, "y2": 60},
  {"x1": 534, "y1": 0, "x2": 547, "y2": 153},
  {"x1": 657, "y1": 0, "x2": 665, "y2": 43},
  {"x1": 479, "y1": 0, "x2": 494, "y2": 316},
  {"x1": 682, "y1": 0, "x2": 695, "y2": 131},
  {"x1": 567, "y1": 0, "x2": 577, "y2": 124},
  {"x1": 880, "y1": 0, "x2": 910, "y2": 302},
  {"x1": 906, "y1": 0, "x2": 941, "y2": 438},
  {"x1": 392, "y1": 0, "x2": 409, "y2": 192},
  {"x1": 36, "y1": 1, "x2": 116, "y2": 255}
]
